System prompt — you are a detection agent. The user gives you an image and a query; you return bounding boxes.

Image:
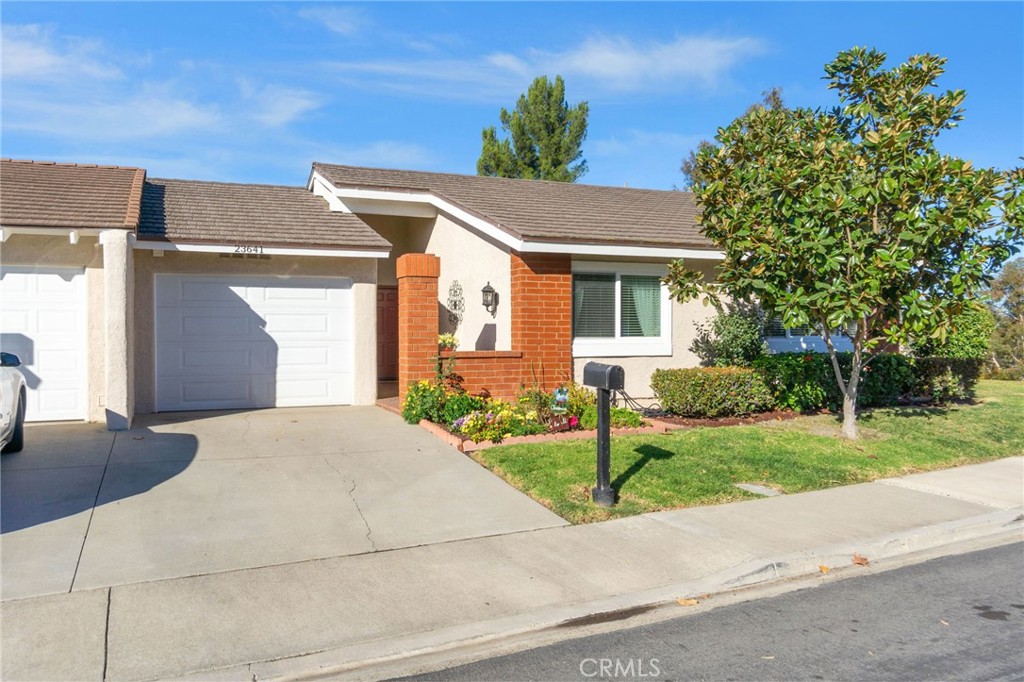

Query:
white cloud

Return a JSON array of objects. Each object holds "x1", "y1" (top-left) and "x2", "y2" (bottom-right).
[
  {"x1": 533, "y1": 34, "x2": 764, "y2": 92},
  {"x1": 5, "y1": 86, "x2": 222, "y2": 140},
  {"x1": 590, "y1": 129, "x2": 703, "y2": 157},
  {"x1": 237, "y1": 80, "x2": 323, "y2": 127},
  {"x1": 306, "y1": 139, "x2": 434, "y2": 169},
  {"x1": 298, "y1": 6, "x2": 368, "y2": 36},
  {"x1": 1, "y1": 24, "x2": 122, "y2": 81},
  {"x1": 322, "y1": 32, "x2": 764, "y2": 101}
]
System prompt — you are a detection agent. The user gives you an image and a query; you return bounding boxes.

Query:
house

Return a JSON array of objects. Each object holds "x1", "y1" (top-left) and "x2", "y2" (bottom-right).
[{"x1": 0, "y1": 157, "x2": 845, "y2": 430}]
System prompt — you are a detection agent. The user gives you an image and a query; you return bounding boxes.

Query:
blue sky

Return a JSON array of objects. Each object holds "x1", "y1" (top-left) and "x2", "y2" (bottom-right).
[{"x1": 2, "y1": 2, "x2": 1021, "y2": 190}]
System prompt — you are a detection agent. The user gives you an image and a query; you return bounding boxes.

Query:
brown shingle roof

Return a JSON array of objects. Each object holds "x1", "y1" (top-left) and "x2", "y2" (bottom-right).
[
  {"x1": 138, "y1": 178, "x2": 391, "y2": 252},
  {"x1": 312, "y1": 163, "x2": 709, "y2": 250},
  {"x1": 1, "y1": 158, "x2": 146, "y2": 229}
]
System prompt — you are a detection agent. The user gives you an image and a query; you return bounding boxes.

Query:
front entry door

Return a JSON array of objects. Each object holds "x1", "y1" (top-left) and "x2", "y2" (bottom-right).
[{"x1": 377, "y1": 286, "x2": 399, "y2": 380}]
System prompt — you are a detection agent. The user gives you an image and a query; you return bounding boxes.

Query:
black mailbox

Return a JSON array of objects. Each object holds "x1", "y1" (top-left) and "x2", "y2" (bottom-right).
[{"x1": 582, "y1": 362, "x2": 624, "y2": 391}]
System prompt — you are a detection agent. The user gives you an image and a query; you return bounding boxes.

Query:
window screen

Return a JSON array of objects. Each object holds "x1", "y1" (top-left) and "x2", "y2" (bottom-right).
[
  {"x1": 764, "y1": 316, "x2": 787, "y2": 337},
  {"x1": 620, "y1": 275, "x2": 661, "y2": 337},
  {"x1": 572, "y1": 274, "x2": 615, "y2": 337}
]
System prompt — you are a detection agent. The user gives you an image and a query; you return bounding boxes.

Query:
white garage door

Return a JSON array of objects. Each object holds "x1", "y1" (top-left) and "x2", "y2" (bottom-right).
[
  {"x1": 155, "y1": 274, "x2": 354, "y2": 412},
  {"x1": 0, "y1": 267, "x2": 88, "y2": 422}
]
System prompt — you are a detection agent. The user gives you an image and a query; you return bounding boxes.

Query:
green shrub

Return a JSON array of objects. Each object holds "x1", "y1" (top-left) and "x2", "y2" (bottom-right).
[
  {"x1": 911, "y1": 307, "x2": 995, "y2": 360},
  {"x1": 566, "y1": 382, "x2": 596, "y2": 417},
  {"x1": 579, "y1": 404, "x2": 646, "y2": 430},
  {"x1": 401, "y1": 380, "x2": 447, "y2": 424},
  {"x1": 651, "y1": 367, "x2": 775, "y2": 417},
  {"x1": 986, "y1": 366, "x2": 1024, "y2": 381},
  {"x1": 442, "y1": 392, "x2": 486, "y2": 426},
  {"x1": 753, "y1": 353, "x2": 916, "y2": 411},
  {"x1": 516, "y1": 386, "x2": 555, "y2": 423},
  {"x1": 913, "y1": 357, "x2": 984, "y2": 401},
  {"x1": 753, "y1": 352, "x2": 980, "y2": 409},
  {"x1": 751, "y1": 353, "x2": 834, "y2": 411},
  {"x1": 690, "y1": 305, "x2": 767, "y2": 367}
]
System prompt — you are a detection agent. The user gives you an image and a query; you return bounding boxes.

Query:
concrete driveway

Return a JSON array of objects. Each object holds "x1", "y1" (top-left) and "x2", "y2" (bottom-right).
[{"x1": 1, "y1": 407, "x2": 566, "y2": 601}]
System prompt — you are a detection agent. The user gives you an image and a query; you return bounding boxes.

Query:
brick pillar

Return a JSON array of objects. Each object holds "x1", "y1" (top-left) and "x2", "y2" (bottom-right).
[
  {"x1": 397, "y1": 253, "x2": 440, "y2": 402},
  {"x1": 510, "y1": 252, "x2": 573, "y2": 391}
]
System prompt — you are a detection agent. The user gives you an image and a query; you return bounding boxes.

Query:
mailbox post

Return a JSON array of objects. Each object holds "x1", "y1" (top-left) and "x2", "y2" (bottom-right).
[{"x1": 582, "y1": 362, "x2": 624, "y2": 507}]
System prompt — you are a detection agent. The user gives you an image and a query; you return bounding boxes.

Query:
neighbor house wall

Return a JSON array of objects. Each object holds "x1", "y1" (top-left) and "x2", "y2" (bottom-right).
[
  {"x1": 132, "y1": 249, "x2": 378, "y2": 413},
  {"x1": 0, "y1": 234, "x2": 108, "y2": 422}
]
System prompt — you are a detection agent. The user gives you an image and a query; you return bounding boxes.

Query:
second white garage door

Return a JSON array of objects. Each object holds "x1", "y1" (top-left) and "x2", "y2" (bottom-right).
[{"x1": 155, "y1": 274, "x2": 354, "y2": 412}]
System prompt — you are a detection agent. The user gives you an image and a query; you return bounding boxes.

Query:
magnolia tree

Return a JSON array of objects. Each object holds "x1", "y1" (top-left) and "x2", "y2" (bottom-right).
[{"x1": 666, "y1": 47, "x2": 1023, "y2": 439}]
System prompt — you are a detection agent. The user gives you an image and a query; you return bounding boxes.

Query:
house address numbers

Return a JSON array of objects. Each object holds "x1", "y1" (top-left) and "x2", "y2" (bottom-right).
[{"x1": 234, "y1": 245, "x2": 264, "y2": 254}]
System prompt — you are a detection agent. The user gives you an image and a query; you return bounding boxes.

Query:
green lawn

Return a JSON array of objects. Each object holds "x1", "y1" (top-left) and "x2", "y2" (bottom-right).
[{"x1": 472, "y1": 380, "x2": 1024, "y2": 524}]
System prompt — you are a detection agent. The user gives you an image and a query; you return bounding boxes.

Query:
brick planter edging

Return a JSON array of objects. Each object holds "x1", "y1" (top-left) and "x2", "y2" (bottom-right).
[{"x1": 417, "y1": 418, "x2": 670, "y2": 453}]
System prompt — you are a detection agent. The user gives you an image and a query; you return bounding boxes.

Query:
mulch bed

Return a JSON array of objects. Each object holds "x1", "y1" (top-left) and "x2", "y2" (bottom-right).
[{"x1": 654, "y1": 409, "x2": 818, "y2": 428}]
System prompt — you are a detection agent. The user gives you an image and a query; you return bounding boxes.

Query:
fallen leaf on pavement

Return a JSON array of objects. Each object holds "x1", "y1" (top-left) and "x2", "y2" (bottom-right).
[
  {"x1": 819, "y1": 565, "x2": 830, "y2": 573},
  {"x1": 852, "y1": 553, "x2": 870, "y2": 566},
  {"x1": 676, "y1": 598, "x2": 699, "y2": 606},
  {"x1": 940, "y1": 619, "x2": 949, "y2": 626}
]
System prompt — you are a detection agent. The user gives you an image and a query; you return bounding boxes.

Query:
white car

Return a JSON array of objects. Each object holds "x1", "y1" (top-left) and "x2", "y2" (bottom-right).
[{"x1": 1, "y1": 352, "x2": 27, "y2": 453}]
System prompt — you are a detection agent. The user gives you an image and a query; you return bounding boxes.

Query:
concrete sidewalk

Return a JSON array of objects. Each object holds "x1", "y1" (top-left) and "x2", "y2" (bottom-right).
[{"x1": 3, "y1": 457, "x2": 1022, "y2": 682}]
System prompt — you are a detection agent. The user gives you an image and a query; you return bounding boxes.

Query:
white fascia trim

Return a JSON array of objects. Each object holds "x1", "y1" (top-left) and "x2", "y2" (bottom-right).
[
  {"x1": 0, "y1": 226, "x2": 107, "y2": 242},
  {"x1": 317, "y1": 177, "x2": 724, "y2": 259},
  {"x1": 330, "y1": 186, "x2": 521, "y2": 250},
  {"x1": 524, "y1": 241, "x2": 723, "y2": 260},
  {"x1": 310, "y1": 172, "x2": 350, "y2": 213},
  {"x1": 131, "y1": 238, "x2": 389, "y2": 259}
]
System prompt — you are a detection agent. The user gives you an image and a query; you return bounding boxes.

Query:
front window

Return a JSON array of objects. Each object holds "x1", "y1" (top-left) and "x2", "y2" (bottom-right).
[
  {"x1": 764, "y1": 316, "x2": 820, "y2": 338},
  {"x1": 571, "y1": 264, "x2": 671, "y2": 357}
]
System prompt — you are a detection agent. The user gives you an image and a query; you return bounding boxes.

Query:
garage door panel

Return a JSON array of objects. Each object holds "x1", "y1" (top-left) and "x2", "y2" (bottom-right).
[
  {"x1": 180, "y1": 313, "x2": 259, "y2": 338},
  {"x1": 157, "y1": 343, "x2": 277, "y2": 374},
  {"x1": 0, "y1": 268, "x2": 87, "y2": 421},
  {"x1": 155, "y1": 275, "x2": 353, "y2": 412}
]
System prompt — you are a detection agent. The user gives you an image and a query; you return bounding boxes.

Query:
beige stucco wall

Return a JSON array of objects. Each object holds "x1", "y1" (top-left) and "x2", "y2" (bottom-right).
[
  {"x1": 572, "y1": 259, "x2": 719, "y2": 398},
  {"x1": 425, "y1": 213, "x2": 512, "y2": 352},
  {"x1": 133, "y1": 250, "x2": 378, "y2": 413},
  {"x1": 0, "y1": 234, "x2": 108, "y2": 422},
  {"x1": 363, "y1": 215, "x2": 433, "y2": 287},
  {"x1": 362, "y1": 212, "x2": 513, "y2": 352}
]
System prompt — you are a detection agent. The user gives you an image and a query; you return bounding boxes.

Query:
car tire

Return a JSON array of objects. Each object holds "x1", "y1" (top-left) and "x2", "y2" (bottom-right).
[{"x1": 3, "y1": 389, "x2": 25, "y2": 454}]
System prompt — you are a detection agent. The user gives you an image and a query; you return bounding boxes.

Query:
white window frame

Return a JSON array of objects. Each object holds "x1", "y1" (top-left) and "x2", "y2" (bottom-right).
[{"x1": 571, "y1": 261, "x2": 672, "y2": 357}]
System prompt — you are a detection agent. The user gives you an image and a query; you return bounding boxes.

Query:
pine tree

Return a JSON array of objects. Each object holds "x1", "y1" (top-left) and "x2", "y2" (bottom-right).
[{"x1": 477, "y1": 75, "x2": 588, "y2": 182}]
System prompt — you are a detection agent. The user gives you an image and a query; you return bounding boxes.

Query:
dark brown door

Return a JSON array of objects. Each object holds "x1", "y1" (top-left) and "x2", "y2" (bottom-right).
[{"x1": 377, "y1": 286, "x2": 399, "y2": 380}]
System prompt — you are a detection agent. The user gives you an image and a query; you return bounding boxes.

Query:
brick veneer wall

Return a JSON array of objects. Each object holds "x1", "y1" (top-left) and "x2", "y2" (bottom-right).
[
  {"x1": 510, "y1": 252, "x2": 573, "y2": 392},
  {"x1": 397, "y1": 253, "x2": 440, "y2": 402},
  {"x1": 395, "y1": 251, "x2": 573, "y2": 403},
  {"x1": 439, "y1": 350, "x2": 524, "y2": 398}
]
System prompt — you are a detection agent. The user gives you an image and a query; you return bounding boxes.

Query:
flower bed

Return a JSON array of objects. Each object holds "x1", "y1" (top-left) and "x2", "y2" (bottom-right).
[
  {"x1": 417, "y1": 417, "x2": 668, "y2": 453},
  {"x1": 402, "y1": 377, "x2": 649, "y2": 450}
]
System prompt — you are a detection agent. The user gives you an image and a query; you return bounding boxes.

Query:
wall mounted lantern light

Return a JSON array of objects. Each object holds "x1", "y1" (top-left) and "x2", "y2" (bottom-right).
[{"x1": 481, "y1": 282, "x2": 498, "y2": 316}]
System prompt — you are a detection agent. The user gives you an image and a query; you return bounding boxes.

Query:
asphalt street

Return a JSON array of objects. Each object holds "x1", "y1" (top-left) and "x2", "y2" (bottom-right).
[{"x1": 401, "y1": 541, "x2": 1024, "y2": 681}]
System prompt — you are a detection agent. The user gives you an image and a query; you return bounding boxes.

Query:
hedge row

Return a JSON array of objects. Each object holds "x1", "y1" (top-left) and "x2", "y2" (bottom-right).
[
  {"x1": 652, "y1": 354, "x2": 983, "y2": 417},
  {"x1": 650, "y1": 367, "x2": 775, "y2": 418}
]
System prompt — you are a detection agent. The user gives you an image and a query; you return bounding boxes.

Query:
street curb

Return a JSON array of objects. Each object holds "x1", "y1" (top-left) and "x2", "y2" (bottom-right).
[{"x1": 166, "y1": 507, "x2": 1023, "y2": 682}]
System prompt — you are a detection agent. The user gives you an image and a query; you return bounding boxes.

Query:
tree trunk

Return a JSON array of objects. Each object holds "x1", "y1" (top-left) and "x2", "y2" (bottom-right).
[
  {"x1": 822, "y1": 323, "x2": 864, "y2": 440},
  {"x1": 842, "y1": 385, "x2": 859, "y2": 439}
]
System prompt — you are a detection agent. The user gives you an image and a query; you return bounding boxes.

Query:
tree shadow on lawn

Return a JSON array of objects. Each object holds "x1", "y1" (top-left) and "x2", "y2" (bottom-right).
[
  {"x1": 857, "y1": 404, "x2": 954, "y2": 423},
  {"x1": 612, "y1": 445, "x2": 675, "y2": 495}
]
